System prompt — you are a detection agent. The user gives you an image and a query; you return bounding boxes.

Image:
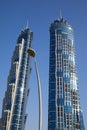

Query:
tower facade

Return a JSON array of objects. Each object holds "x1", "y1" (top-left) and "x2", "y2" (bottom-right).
[
  {"x1": 0, "y1": 28, "x2": 33, "y2": 130},
  {"x1": 48, "y1": 18, "x2": 85, "y2": 130}
]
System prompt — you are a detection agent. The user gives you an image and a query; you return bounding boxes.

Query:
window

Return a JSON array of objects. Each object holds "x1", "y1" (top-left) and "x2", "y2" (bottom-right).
[
  {"x1": 68, "y1": 44, "x2": 74, "y2": 55},
  {"x1": 63, "y1": 59, "x2": 69, "y2": 77},
  {"x1": 57, "y1": 77, "x2": 62, "y2": 86},
  {"x1": 57, "y1": 77, "x2": 63, "y2": 98},
  {"x1": 62, "y1": 39, "x2": 68, "y2": 55},
  {"x1": 57, "y1": 53, "x2": 62, "y2": 72},
  {"x1": 57, "y1": 34, "x2": 62, "y2": 50},
  {"x1": 64, "y1": 83, "x2": 71, "y2": 106},
  {"x1": 66, "y1": 113, "x2": 72, "y2": 127},
  {"x1": 57, "y1": 106, "x2": 64, "y2": 129}
]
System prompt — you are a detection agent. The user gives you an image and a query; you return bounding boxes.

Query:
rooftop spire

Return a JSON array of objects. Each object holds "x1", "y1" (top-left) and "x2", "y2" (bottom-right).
[
  {"x1": 26, "y1": 20, "x2": 29, "y2": 29},
  {"x1": 60, "y1": 9, "x2": 62, "y2": 19}
]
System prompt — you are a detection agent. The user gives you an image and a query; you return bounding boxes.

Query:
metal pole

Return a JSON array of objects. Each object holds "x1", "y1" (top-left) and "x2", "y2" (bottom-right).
[
  {"x1": 27, "y1": 48, "x2": 42, "y2": 130},
  {"x1": 34, "y1": 57, "x2": 42, "y2": 130}
]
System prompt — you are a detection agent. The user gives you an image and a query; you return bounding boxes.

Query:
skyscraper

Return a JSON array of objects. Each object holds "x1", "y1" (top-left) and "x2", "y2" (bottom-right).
[
  {"x1": 0, "y1": 28, "x2": 33, "y2": 130},
  {"x1": 48, "y1": 17, "x2": 85, "y2": 130}
]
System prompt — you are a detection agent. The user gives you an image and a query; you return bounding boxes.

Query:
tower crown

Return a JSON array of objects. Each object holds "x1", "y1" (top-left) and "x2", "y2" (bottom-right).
[{"x1": 50, "y1": 17, "x2": 73, "y2": 31}]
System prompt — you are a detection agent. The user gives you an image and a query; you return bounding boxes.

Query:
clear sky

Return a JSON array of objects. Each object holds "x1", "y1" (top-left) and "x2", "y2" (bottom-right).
[{"x1": 0, "y1": 0, "x2": 87, "y2": 130}]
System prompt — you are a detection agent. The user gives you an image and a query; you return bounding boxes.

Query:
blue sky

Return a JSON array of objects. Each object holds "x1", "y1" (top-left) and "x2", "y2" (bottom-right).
[{"x1": 0, "y1": 0, "x2": 87, "y2": 130}]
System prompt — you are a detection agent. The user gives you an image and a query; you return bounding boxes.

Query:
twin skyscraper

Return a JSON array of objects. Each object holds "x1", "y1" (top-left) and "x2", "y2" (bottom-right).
[
  {"x1": 0, "y1": 17, "x2": 85, "y2": 130},
  {"x1": 48, "y1": 17, "x2": 85, "y2": 130}
]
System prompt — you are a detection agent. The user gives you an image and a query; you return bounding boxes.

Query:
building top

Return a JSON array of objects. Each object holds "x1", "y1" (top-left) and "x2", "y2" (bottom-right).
[
  {"x1": 50, "y1": 17, "x2": 73, "y2": 30},
  {"x1": 17, "y1": 28, "x2": 33, "y2": 44}
]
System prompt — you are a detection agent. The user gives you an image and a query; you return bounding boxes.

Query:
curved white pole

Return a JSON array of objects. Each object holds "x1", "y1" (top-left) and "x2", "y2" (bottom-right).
[{"x1": 34, "y1": 57, "x2": 42, "y2": 130}]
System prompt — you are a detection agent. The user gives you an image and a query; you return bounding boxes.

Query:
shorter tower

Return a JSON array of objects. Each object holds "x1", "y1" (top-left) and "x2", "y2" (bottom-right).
[
  {"x1": 48, "y1": 17, "x2": 85, "y2": 130},
  {"x1": 0, "y1": 27, "x2": 33, "y2": 130}
]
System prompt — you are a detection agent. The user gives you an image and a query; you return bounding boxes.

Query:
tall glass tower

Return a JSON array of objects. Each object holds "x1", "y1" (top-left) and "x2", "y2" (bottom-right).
[
  {"x1": 48, "y1": 17, "x2": 85, "y2": 130},
  {"x1": 0, "y1": 28, "x2": 33, "y2": 130}
]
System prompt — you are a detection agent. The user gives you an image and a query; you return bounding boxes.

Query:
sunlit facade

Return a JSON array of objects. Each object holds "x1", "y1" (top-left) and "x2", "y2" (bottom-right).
[
  {"x1": 0, "y1": 28, "x2": 33, "y2": 130},
  {"x1": 48, "y1": 17, "x2": 85, "y2": 130}
]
